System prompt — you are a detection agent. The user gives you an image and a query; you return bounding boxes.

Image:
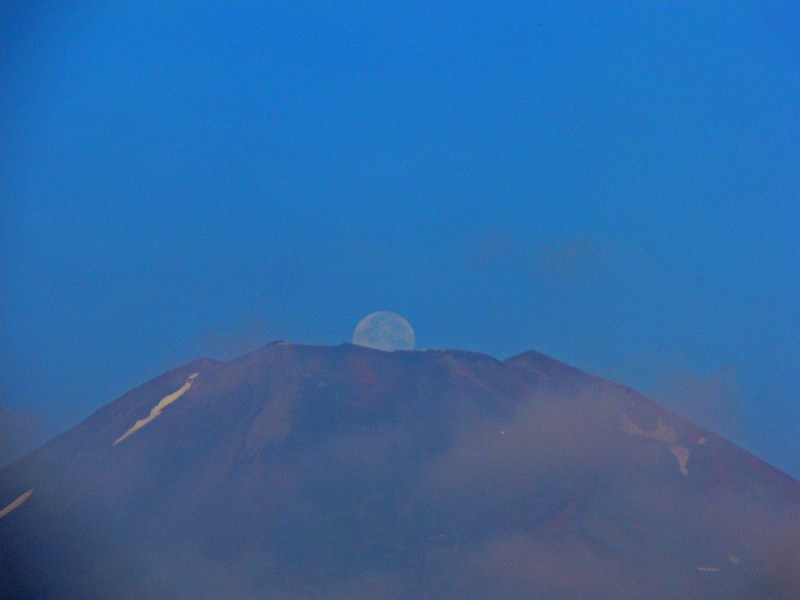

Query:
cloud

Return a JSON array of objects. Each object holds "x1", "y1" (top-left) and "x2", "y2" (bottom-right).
[
  {"x1": 469, "y1": 232, "x2": 609, "y2": 282},
  {"x1": 432, "y1": 532, "x2": 655, "y2": 599},
  {"x1": 649, "y1": 366, "x2": 742, "y2": 440},
  {"x1": 535, "y1": 236, "x2": 608, "y2": 279},
  {"x1": 189, "y1": 313, "x2": 278, "y2": 361},
  {"x1": 417, "y1": 392, "x2": 628, "y2": 507}
]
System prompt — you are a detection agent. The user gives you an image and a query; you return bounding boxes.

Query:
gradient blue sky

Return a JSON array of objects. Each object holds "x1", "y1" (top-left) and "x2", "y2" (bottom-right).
[{"x1": 1, "y1": 2, "x2": 798, "y2": 475}]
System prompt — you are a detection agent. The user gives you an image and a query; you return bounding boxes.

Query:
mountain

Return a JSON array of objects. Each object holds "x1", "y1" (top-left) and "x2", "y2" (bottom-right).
[{"x1": 1, "y1": 342, "x2": 798, "y2": 599}]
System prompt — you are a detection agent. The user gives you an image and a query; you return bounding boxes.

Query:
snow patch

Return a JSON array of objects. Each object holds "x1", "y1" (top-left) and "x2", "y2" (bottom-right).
[
  {"x1": 621, "y1": 415, "x2": 678, "y2": 444},
  {"x1": 621, "y1": 415, "x2": 691, "y2": 476},
  {"x1": 114, "y1": 373, "x2": 199, "y2": 446},
  {"x1": 0, "y1": 489, "x2": 33, "y2": 519},
  {"x1": 670, "y1": 445, "x2": 690, "y2": 477}
]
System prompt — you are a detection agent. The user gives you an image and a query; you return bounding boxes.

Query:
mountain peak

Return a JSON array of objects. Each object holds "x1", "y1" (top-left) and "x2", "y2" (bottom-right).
[{"x1": 2, "y1": 343, "x2": 798, "y2": 598}]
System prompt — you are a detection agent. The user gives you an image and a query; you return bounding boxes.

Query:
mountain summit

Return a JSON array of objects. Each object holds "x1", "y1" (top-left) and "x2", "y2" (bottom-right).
[{"x1": 2, "y1": 343, "x2": 798, "y2": 598}]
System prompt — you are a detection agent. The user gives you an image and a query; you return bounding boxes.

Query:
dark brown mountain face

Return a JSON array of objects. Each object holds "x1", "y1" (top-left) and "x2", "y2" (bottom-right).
[{"x1": 1, "y1": 343, "x2": 799, "y2": 599}]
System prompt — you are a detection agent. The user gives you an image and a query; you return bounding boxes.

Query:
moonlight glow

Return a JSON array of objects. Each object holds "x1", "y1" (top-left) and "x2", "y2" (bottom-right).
[{"x1": 352, "y1": 311, "x2": 415, "y2": 351}]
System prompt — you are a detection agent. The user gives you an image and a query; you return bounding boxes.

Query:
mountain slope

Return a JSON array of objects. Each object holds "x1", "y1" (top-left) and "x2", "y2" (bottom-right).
[{"x1": 1, "y1": 343, "x2": 798, "y2": 599}]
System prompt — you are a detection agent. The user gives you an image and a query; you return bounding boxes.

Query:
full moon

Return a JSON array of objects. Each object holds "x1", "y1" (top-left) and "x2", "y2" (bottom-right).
[{"x1": 352, "y1": 311, "x2": 416, "y2": 352}]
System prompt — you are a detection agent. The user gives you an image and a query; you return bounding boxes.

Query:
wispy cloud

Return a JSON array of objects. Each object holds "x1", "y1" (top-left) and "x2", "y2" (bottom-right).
[
  {"x1": 535, "y1": 236, "x2": 608, "y2": 279},
  {"x1": 469, "y1": 232, "x2": 609, "y2": 282},
  {"x1": 649, "y1": 366, "x2": 742, "y2": 440},
  {"x1": 189, "y1": 313, "x2": 278, "y2": 361}
]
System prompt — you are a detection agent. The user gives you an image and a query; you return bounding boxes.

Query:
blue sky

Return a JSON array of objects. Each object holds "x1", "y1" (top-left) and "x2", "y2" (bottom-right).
[{"x1": 1, "y1": 2, "x2": 798, "y2": 475}]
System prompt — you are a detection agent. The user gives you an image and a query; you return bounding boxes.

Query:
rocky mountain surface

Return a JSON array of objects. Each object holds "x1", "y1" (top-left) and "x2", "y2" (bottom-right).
[{"x1": 2, "y1": 342, "x2": 798, "y2": 598}]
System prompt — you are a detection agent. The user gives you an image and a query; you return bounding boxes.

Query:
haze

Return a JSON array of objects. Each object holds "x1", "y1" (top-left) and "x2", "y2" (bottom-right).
[{"x1": 1, "y1": 2, "x2": 798, "y2": 482}]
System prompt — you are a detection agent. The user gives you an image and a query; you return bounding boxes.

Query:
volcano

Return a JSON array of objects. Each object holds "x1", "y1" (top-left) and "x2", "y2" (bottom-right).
[{"x1": 1, "y1": 343, "x2": 798, "y2": 599}]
